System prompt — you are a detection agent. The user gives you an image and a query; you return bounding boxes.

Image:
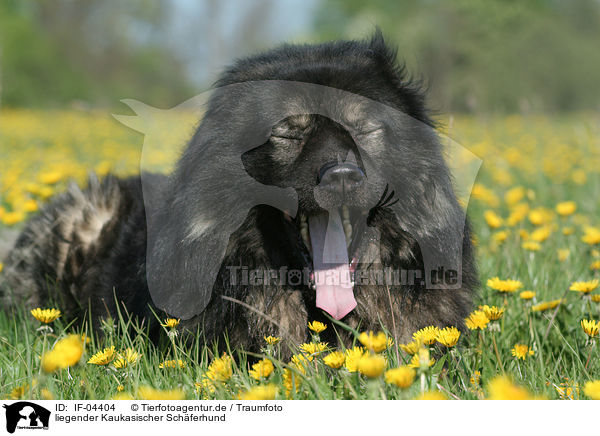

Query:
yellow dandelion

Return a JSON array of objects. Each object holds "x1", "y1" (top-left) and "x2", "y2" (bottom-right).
[
  {"x1": 30, "y1": 308, "x2": 61, "y2": 324},
  {"x1": 205, "y1": 354, "x2": 233, "y2": 382},
  {"x1": 556, "y1": 201, "x2": 576, "y2": 217},
  {"x1": 384, "y1": 366, "x2": 416, "y2": 388},
  {"x1": 522, "y1": 241, "x2": 541, "y2": 251},
  {"x1": 323, "y1": 351, "x2": 345, "y2": 369},
  {"x1": 408, "y1": 348, "x2": 435, "y2": 369},
  {"x1": 484, "y1": 210, "x2": 503, "y2": 229},
  {"x1": 344, "y1": 346, "x2": 366, "y2": 372},
  {"x1": 113, "y1": 348, "x2": 140, "y2": 369},
  {"x1": 264, "y1": 335, "x2": 281, "y2": 345},
  {"x1": 519, "y1": 290, "x2": 536, "y2": 300},
  {"x1": 357, "y1": 354, "x2": 387, "y2": 378},
  {"x1": 530, "y1": 226, "x2": 551, "y2": 243},
  {"x1": 87, "y1": 346, "x2": 116, "y2": 365},
  {"x1": 531, "y1": 299, "x2": 564, "y2": 312},
  {"x1": 41, "y1": 334, "x2": 84, "y2": 372},
  {"x1": 582, "y1": 227, "x2": 600, "y2": 245},
  {"x1": 479, "y1": 305, "x2": 504, "y2": 321},
  {"x1": 504, "y1": 186, "x2": 525, "y2": 206},
  {"x1": 159, "y1": 359, "x2": 186, "y2": 369},
  {"x1": 486, "y1": 277, "x2": 523, "y2": 293},
  {"x1": 581, "y1": 319, "x2": 599, "y2": 338},
  {"x1": 436, "y1": 326, "x2": 461, "y2": 347},
  {"x1": 412, "y1": 326, "x2": 439, "y2": 346},
  {"x1": 307, "y1": 320, "x2": 327, "y2": 333},
  {"x1": 470, "y1": 370, "x2": 481, "y2": 387},
  {"x1": 283, "y1": 369, "x2": 302, "y2": 396},
  {"x1": 492, "y1": 230, "x2": 509, "y2": 244},
  {"x1": 358, "y1": 330, "x2": 389, "y2": 352},
  {"x1": 138, "y1": 386, "x2": 186, "y2": 400},
  {"x1": 590, "y1": 260, "x2": 600, "y2": 271},
  {"x1": 299, "y1": 342, "x2": 328, "y2": 359},
  {"x1": 511, "y1": 344, "x2": 534, "y2": 360},
  {"x1": 160, "y1": 318, "x2": 180, "y2": 329},
  {"x1": 290, "y1": 353, "x2": 310, "y2": 372},
  {"x1": 557, "y1": 249, "x2": 570, "y2": 262},
  {"x1": 399, "y1": 340, "x2": 422, "y2": 355},
  {"x1": 0, "y1": 262, "x2": 3, "y2": 273},
  {"x1": 248, "y1": 359, "x2": 274, "y2": 380},
  {"x1": 562, "y1": 227, "x2": 574, "y2": 235},
  {"x1": 415, "y1": 391, "x2": 447, "y2": 400},
  {"x1": 570, "y1": 279, "x2": 599, "y2": 294},
  {"x1": 583, "y1": 380, "x2": 600, "y2": 400},
  {"x1": 486, "y1": 376, "x2": 535, "y2": 400},
  {"x1": 465, "y1": 310, "x2": 490, "y2": 330},
  {"x1": 239, "y1": 384, "x2": 277, "y2": 400},
  {"x1": 591, "y1": 295, "x2": 600, "y2": 303},
  {"x1": 528, "y1": 207, "x2": 553, "y2": 226}
]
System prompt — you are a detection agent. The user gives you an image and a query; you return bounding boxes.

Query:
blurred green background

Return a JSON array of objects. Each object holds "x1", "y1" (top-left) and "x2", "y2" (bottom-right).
[{"x1": 1, "y1": 0, "x2": 599, "y2": 113}]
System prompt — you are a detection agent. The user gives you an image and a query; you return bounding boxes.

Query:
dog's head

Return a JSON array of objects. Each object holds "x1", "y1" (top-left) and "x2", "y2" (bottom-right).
[{"x1": 143, "y1": 33, "x2": 472, "y2": 320}]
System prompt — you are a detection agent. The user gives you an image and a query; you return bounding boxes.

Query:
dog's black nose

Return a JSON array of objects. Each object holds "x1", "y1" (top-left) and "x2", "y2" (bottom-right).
[{"x1": 318, "y1": 162, "x2": 365, "y2": 192}]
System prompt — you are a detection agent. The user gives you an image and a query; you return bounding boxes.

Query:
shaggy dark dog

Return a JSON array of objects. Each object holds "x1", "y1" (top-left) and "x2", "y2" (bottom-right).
[{"x1": 1, "y1": 33, "x2": 477, "y2": 353}]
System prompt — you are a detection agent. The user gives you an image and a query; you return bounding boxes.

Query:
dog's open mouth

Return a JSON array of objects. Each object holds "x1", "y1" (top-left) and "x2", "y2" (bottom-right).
[{"x1": 295, "y1": 205, "x2": 367, "y2": 320}]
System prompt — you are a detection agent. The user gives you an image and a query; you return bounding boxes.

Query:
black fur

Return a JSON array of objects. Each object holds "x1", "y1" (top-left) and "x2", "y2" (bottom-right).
[{"x1": 1, "y1": 33, "x2": 477, "y2": 354}]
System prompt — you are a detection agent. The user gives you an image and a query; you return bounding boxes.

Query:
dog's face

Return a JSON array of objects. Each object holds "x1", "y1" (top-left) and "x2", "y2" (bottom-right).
[{"x1": 146, "y1": 35, "x2": 470, "y2": 321}]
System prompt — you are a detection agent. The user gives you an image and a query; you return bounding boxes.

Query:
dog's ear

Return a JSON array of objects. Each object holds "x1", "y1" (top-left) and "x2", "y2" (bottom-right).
[{"x1": 143, "y1": 84, "x2": 298, "y2": 320}]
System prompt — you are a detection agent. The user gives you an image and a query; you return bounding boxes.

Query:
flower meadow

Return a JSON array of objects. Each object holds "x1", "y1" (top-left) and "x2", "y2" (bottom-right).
[{"x1": 0, "y1": 109, "x2": 599, "y2": 400}]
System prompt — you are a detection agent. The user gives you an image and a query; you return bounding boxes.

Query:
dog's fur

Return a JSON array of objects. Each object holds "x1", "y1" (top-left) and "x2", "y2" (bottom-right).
[{"x1": 1, "y1": 34, "x2": 477, "y2": 352}]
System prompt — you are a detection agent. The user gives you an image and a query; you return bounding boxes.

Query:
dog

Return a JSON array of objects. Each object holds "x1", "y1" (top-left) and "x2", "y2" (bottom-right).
[{"x1": 1, "y1": 33, "x2": 477, "y2": 353}]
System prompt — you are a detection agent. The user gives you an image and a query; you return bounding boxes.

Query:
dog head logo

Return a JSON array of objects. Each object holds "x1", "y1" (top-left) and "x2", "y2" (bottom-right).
[
  {"x1": 3, "y1": 402, "x2": 50, "y2": 433},
  {"x1": 114, "y1": 81, "x2": 481, "y2": 321}
]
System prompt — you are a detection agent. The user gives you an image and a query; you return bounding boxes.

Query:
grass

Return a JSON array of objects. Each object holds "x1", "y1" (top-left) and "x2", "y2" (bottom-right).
[{"x1": 0, "y1": 109, "x2": 599, "y2": 400}]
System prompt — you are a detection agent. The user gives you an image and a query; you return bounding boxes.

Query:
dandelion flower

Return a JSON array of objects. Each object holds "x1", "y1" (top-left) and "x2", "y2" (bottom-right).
[
  {"x1": 408, "y1": 348, "x2": 435, "y2": 369},
  {"x1": 113, "y1": 348, "x2": 140, "y2": 369},
  {"x1": 384, "y1": 366, "x2": 416, "y2": 388},
  {"x1": 582, "y1": 227, "x2": 600, "y2": 245},
  {"x1": 465, "y1": 310, "x2": 490, "y2": 330},
  {"x1": 357, "y1": 330, "x2": 389, "y2": 352},
  {"x1": 531, "y1": 299, "x2": 564, "y2": 312},
  {"x1": 511, "y1": 344, "x2": 534, "y2": 360},
  {"x1": 138, "y1": 386, "x2": 185, "y2": 400},
  {"x1": 583, "y1": 381, "x2": 600, "y2": 400},
  {"x1": 205, "y1": 354, "x2": 233, "y2": 382},
  {"x1": 357, "y1": 354, "x2": 387, "y2": 378},
  {"x1": 283, "y1": 369, "x2": 302, "y2": 396},
  {"x1": 415, "y1": 391, "x2": 447, "y2": 400},
  {"x1": 299, "y1": 342, "x2": 328, "y2": 359},
  {"x1": 519, "y1": 290, "x2": 535, "y2": 300},
  {"x1": 160, "y1": 318, "x2": 180, "y2": 329},
  {"x1": 484, "y1": 210, "x2": 503, "y2": 229},
  {"x1": 569, "y1": 279, "x2": 599, "y2": 294},
  {"x1": 530, "y1": 226, "x2": 551, "y2": 242},
  {"x1": 590, "y1": 260, "x2": 600, "y2": 271},
  {"x1": 31, "y1": 308, "x2": 61, "y2": 324},
  {"x1": 555, "y1": 201, "x2": 576, "y2": 216},
  {"x1": 470, "y1": 371, "x2": 481, "y2": 387},
  {"x1": 486, "y1": 277, "x2": 523, "y2": 293},
  {"x1": 528, "y1": 207, "x2": 553, "y2": 226},
  {"x1": 41, "y1": 334, "x2": 84, "y2": 372},
  {"x1": 581, "y1": 319, "x2": 599, "y2": 338},
  {"x1": 486, "y1": 376, "x2": 534, "y2": 400},
  {"x1": 412, "y1": 326, "x2": 439, "y2": 346},
  {"x1": 248, "y1": 359, "x2": 274, "y2": 380},
  {"x1": 399, "y1": 340, "x2": 422, "y2": 355},
  {"x1": 504, "y1": 186, "x2": 525, "y2": 206},
  {"x1": 159, "y1": 359, "x2": 186, "y2": 369},
  {"x1": 323, "y1": 351, "x2": 345, "y2": 369},
  {"x1": 344, "y1": 346, "x2": 366, "y2": 372},
  {"x1": 87, "y1": 346, "x2": 115, "y2": 365},
  {"x1": 0, "y1": 262, "x2": 3, "y2": 273},
  {"x1": 591, "y1": 295, "x2": 600, "y2": 303},
  {"x1": 264, "y1": 335, "x2": 281, "y2": 345},
  {"x1": 557, "y1": 249, "x2": 570, "y2": 262},
  {"x1": 479, "y1": 305, "x2": 504, "y2": 321},
  {"x1": 436, "y1": 326, "x2": 461, "y2": 347},
  {"x1": 239, "y1": 384, "x2": 277, "y2": 400},
  {"x1": 522, "y1": 241, "x2": 541, "y2": 251},
  {"x1": 562, "y1": 227, "x2": 574, "y2": 235},
  {"x1": 308, "y1": 321, "x2": 327, "y2": 333}
]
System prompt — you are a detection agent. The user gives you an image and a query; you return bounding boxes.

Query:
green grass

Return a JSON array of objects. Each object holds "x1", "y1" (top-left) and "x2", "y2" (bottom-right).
[{"x1": 0, "y1": 111, "x2": 599, "y2": 400}]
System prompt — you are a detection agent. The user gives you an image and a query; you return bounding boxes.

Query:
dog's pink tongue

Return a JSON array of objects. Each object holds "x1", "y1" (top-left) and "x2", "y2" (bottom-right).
[{"x1": 308, "y1": 210, "x2": 356, "y2": 320}]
